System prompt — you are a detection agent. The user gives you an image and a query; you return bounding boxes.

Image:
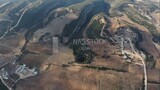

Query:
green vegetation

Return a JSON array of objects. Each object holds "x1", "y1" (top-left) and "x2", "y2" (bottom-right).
[
  {"x1": 0, "y1": 21, "x2": 11, "y2": 37},
  {"x1": 147, "y1": 3, "x2": 159, "y2": 12},
  {"x1": 126, "y1": 13, "x2": 158, "y2": 36},
  {"x1": 104, "y1": 0, "x2": 133, "y2": 17},
  {"x1": 0, "y1": 2, "x2": 12, "y2": 14},
  {"x1": 146, "y1": 55, "x2": 156, "y2": 68},
  {"x1": 70, "y1": 42, "x2": 96, "y2": 64},
  {"x1": 62, "y1": 1, "x2": 110, "y2": 63},
  {"x1": 62, "y1": 64, "x2": 69, "y2": 67},
  {"x1": 137, "y1": 2, "x2": 159, "y2": 12},
  {"x1": 121, "y1": 5, "x2": 160, "y2": 36},
  {"x1": 104, "y1": 0, "x2": 133, "y2": 9},
  {"x1": 62, "y1": 0, "x2": 110, "y2": 40},
  {"x1": 84, "y1": 65, "x2": 127, "y2": 72},
  {"x1": 9, "y1": 2, "x2": 28, "y2": 21},
  {"x1": 69, "y1": 0, "x2": 100, "y2": 11},
  {"x1": 86, "y1": 20, "x2": 104, "y2": 39},
  {"x1": 62, "y1": 4, "x2": 93, "y2": 39}
]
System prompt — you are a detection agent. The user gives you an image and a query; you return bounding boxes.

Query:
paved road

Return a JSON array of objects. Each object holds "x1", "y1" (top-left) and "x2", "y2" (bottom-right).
[
  {"x1": 126, "y1": 37, "x2": 148, "y2": 90},
  {"x1": 0, "y1": 2, "x2": 9, "y2": 8},
  {"x1": 68, "y1": 4, "x2": 94, "y2": 40},
  {"x1": 0, "y1": 8, "x2": 27, "y2": 40},
  {"x1": 10, "y1": 8, "x2": 27, "y2": 31}
]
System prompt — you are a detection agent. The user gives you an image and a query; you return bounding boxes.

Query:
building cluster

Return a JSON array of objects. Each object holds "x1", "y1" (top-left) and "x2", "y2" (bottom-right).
[
  {"x1": 112, "y1": 27, "x2": 142, "y2": 63},
  {"x1": 0, "y1": 61, "x2": 37, "y2": 90}
]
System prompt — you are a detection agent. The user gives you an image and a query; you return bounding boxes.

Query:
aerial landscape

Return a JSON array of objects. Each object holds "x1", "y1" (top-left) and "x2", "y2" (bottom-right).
[{"x1": 0, "y1": 0, "x2": 160, "y2": 90}]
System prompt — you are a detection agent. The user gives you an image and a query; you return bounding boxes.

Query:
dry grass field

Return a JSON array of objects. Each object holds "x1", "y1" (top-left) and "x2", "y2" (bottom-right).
[{"x1": 16, "y1": 64, "x2": 143, "y2": 90}]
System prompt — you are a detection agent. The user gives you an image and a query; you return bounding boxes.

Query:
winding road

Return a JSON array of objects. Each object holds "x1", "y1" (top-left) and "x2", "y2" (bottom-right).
[
  {"x1": 0, "y1": 2, "x2": 9, "y2": 8},
  {"x1": 126, "y1": 37, "x2": 148, "y2": 90},
  {"x1": 68, "y1": 4, "x2": 94, "y2": 40},
  {"x1": 0, "y1": 8, "x2": 28, "y2": 40}
]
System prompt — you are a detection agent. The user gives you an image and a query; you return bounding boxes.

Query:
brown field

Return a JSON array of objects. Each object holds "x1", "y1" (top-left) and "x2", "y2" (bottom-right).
[
  {"x1": 19, "y1": 53, "x2": 49, "y2": 68},
  {"x1": 25, "y1": 42, "x2": 52, "y2": 54},
  {"x1": 20, "y1": 42, "x2": 74, "y2": 67},
  {"x1": 147, "y1": 68, "x2": 160, "y2": 83},
  {"x1": 156, "y1": 58, "x2": 160, "y2": 69},
  {"x1": 16, "y1": 65, "x2": 143, "y2": 90},
  {"x1": 0, "y1": 34, "x2": 25, "y2": 54},
  {"x1": 45, "y1": 44, "x2": 74, "y2": 65},
  {"x1": 91, "y1": 57, "x2": 129, "y2": 72},
  {"x1": 148, "y1": 83, "x2": 160, "y2": 90}
]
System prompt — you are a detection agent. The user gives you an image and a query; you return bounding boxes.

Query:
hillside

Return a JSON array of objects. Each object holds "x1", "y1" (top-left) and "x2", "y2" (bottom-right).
[{"x1": 0, "y1": 0, "x2": 160, "y2": 90}]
